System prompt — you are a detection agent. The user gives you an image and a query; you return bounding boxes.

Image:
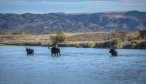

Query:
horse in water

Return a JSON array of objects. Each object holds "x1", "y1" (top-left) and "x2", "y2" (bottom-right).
[
  {"x1": 51, "y1": 47, "x2": 61, "y2": 56},
  {"x1": 109, "y1": 48, "x2": 118, "y2": 56},
  {"x1": 26, "y1": 48, "x2": 34, "y2": 55}
]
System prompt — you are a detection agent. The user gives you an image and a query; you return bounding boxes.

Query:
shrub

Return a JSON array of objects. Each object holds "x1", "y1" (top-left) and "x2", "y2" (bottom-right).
[
  {"x1": 139, "y1": 28, "x2": 146, "y2": 39},
  {"x1": 135, "y1": 41, "x2": 146, "y2": 49},
  {"x1": 58, "y1": 43, "x2": 76, "y2": 47},
  {"x1": 94, "y1": 38, "x2": 123, "y2": 48},
  {"x1": 123, "y1": 42, "x2": 137, "y2": 49},
  {"x1": 79, "y1": 42, "x2": 94, "y2": 48},
  {"x1": 50, "y1": 32, "x2": 66, "y2": 45}
]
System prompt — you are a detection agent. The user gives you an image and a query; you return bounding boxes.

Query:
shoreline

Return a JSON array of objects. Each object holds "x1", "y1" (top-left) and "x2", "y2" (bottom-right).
[{"x1": 0, "y1": 43, "x2": 146, "y2": 49}]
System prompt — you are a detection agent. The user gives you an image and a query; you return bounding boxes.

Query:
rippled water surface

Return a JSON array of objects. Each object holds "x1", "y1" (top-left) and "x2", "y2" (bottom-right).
[{"x1": 0, "y1": 46, "x2": 146, "y2": 84}]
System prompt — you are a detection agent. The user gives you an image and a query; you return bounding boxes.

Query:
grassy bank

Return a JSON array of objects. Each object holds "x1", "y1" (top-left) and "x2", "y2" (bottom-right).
[
  {"x1": 0, "y1": 32, "x2": 146, "y2": 49},
  {"x1": 0, "y1": 32, "x2": 109, "y2": 46}
]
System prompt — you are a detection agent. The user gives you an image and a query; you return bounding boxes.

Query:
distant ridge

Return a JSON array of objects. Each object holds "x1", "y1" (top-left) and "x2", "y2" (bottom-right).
[{"x1": 0, "y1": 11, "x2": 146, "y2": 33}]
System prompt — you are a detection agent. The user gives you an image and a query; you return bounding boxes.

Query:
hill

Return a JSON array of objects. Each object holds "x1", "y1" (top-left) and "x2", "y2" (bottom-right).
[{"x1": 0, "y1": 11, "x2": 146, "y2": 33}]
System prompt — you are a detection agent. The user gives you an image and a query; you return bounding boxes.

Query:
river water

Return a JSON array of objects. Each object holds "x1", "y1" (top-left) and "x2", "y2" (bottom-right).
[{"x1": 0, "y1": 46, "x2": 146, "y2": 84}]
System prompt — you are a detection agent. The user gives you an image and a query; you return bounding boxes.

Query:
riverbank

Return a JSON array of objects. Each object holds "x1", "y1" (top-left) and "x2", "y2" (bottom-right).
[
  {"x1": 0, "y1": 32, "x2": 146, "y2": 49},
  {"x1": 0, "y1": 32, "x2": 109, "y2": 46}
]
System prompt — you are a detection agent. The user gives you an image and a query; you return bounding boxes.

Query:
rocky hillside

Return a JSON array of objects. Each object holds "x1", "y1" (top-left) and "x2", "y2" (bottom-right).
[{"x1": 0, "y1": 11, "x2": 146, "y2": 33}]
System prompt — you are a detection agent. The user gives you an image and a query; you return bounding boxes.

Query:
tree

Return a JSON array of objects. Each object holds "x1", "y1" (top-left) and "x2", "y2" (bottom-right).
[
  {"x1": 50, "y1": 32, "x2": 66, "y2": 45},
  {"x1": 139, "y1": 28, "x2": 146, "y2": 39}
]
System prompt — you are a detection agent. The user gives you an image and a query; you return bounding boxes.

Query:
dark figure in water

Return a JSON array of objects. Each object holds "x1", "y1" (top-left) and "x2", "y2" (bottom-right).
[
  {"x1": 51, "y1": 46, "x2": 61, "y2": 56},
  {"x1": 109, "y1": 48, "x2": 118, "y2": 56},
  {"x1": 26, "y1": 48, "x2": 34, "y2": 55}
]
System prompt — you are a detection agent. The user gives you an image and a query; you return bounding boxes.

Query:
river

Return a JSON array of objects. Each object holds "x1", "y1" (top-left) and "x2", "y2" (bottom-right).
[{"x1": 0, "y1": 46, "x2": 146, "y2": 84}]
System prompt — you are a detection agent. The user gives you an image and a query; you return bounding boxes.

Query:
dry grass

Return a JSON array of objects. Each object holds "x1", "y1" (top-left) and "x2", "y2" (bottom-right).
[
  {"x1": 0, "y1": 32, "x2": 137, "y2": 45},
  {"x1": 0, "y1": 35, "x2": 51, "y2": 45},
  {"x1": 67, "y1": 32, "x2": 110, "y2": 41}
]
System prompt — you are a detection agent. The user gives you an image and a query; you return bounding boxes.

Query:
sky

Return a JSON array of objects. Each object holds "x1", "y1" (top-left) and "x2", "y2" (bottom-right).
[{"x1": 0, "y1": 0, "x2": 146, "y2": 14}]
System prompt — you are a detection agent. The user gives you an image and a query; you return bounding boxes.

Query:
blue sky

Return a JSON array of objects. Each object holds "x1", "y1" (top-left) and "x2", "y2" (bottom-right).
[{"x1": 0, "y1": 0, "x2": 146, "y2": 14}]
